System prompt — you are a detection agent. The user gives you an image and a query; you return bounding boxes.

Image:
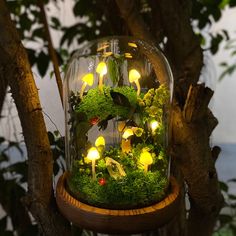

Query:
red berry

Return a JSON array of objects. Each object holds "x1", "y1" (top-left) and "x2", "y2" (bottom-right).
[
  {"x1": 98, "y1": 178, "x2": 106, "y2": 186},
  {"x1": 89, "y1": 117, "x2": 99, "y2": 125}
]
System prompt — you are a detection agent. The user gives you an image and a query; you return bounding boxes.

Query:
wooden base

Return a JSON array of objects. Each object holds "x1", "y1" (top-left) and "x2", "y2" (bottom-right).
[{"x1": 56, "y1": 173, "x2": 180, "y2": 234}]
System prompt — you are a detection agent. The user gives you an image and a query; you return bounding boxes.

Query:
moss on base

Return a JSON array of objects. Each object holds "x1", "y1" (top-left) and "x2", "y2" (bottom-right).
[{"x1": 67, "y1": 168, "x2": 168, "y2": 209}]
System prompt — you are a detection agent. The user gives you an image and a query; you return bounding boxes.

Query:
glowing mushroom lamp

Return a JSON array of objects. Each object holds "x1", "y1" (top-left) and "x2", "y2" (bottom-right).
[
  {"x1": 95, "y1": 136, "x2": 106, "y2": 153},
  {"x1": 80, "y1": 73, "x2": 94, "y2": 99},
  {"x1": 121, "y1": 128, "x2": 134, "y2": 153},
  {"x1": 129, "y1": 69, "x2": 141, "y2": 96},
  {"x1": 139, "y1": 150, "x2": 153, "y2": 173},
  {"x1": 96, "y1": 61, "x2": 107, "y2": 91},
  {"x1": 87, "y1": 147, "x2": 100, "y2": 180},
  {"x1": 150, "y1": 119, "x2": 159, "y2": 134}
]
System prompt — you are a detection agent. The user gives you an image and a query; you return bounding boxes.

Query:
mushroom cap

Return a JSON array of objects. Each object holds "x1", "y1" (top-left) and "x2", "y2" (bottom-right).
[
  {"x1": 122, "y1": 128, "x2": 134, "y2": 139},
  {"x1": 129, "y1": 69, "x2": 141, "y2": 83},
  {"x1": 95, "y1": 136, "x2": 105, "y2": 147},
  {"x1": 87, "y1": 147, "x2": 100, "y2": 160},
  {"x1": 140, "y1": 150, "x2": 153, "y2": 165},
  {"x1": 82, "y1": 73, "x2": 94, "y2": 86},
  {"x1": 150, "y1": 119, "x2": 159, "y2": 132},
  {"x1": 96, "y1": 62, "x2": 107, "y2": 76}
]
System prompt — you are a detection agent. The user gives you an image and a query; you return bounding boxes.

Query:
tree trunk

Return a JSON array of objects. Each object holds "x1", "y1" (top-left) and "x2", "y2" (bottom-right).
[{"x1": 0, "y1": 1, "x2": 70, "y2": 235}]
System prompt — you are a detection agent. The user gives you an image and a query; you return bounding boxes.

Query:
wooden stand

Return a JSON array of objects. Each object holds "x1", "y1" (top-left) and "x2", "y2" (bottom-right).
[{"x1": 56, "y1": 173, "x2": 180, "y2": 234}]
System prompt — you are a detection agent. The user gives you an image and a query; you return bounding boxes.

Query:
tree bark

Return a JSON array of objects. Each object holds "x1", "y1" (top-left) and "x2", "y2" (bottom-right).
[{"x1": 0, "y1": 1, "x2": 70, "y2": 235}]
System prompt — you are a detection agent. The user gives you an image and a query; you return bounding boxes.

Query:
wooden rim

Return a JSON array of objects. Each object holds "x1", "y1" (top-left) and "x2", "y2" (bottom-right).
[{"x1": 56, "y1": 172, "x2": 180, "y2": 234}]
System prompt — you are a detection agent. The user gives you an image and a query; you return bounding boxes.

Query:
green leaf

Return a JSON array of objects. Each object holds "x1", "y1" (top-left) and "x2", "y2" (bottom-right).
[
  {"x1": 0, "y1": 137, "x2": 5, "y2": 143},
  {"x1": 228, "y1": 194, "x2": 236, "y2": 200},
  {"x1": 37, "y1": 51, "x2": 49, "y2": 77},
  {"x1": 51, "y1": 16, "x2": 61, "y2": 29},
  {"x1": 0, "y1": 153, "x2": 9, "y2": 163},
  {"x1": 219, "y1": 214, "x2": 233, "y2": 226},
  {"x1": 7, "y1": 162, "x2": 27, "y2": 181},
  {"x1": 219, "y1": 181, "x2": 228, "y2": 192},
  {"x1": 0, "y1": 216, "x2": 7, "y2": 231},
  {"x1": 110, "y1": 91, "x2": 131, "y2": 107},
  {"x1": 228, "y1": 178, "x2": 236, "y2": 183},
  {"x1": 98, "y1": 115, "x2": 113, "y2": 130},
  {"x1": 48, "y1": 132, "x2": 55, "y2": 145},
  {"x1": 219, "y1": 64, "x2": 236, "y2": 81},
  {"x1": 210, "y1": 34, "x2": 223, "y2": 54},
  {"x1": 26, "y1": 48, "x2": 37, "y2": 66},
  {"x1": 19, "y1": 12, "x2": 32, "y2": 31},
  {"x1": 219, "y1": 0, "x2": 230, "y2": 9}
]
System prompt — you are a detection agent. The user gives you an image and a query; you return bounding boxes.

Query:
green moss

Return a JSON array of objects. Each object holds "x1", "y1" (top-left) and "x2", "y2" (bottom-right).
[
  {"x1": 67, "y1": 167, "x2": 168, "y2": 209},
  {"x1": 75, "y1": 86, "x2": 137, "y2": 121}
]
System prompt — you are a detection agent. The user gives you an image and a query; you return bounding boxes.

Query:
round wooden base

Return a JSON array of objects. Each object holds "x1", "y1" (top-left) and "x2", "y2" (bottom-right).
[{"x1": 56, "y1": 173, "x2": 180, "y2": 235}]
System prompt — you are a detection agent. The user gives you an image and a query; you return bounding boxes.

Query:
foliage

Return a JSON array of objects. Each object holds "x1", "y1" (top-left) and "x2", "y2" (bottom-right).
[
  {"x1": 213, "y1": 179, "x2": 236, "y2": 236},
  {"x1": 0, "y1": 132, "x2": 65, "y2": 235},
  {"x1": 5, "y1": 0, "x2": 236, "y2": 78},
  {"x1": 219, "y1": 39, "x2": 236, "y2": 80},
  {"x1": 0, "y1": 136, "x2": 38, "y2": 235}
]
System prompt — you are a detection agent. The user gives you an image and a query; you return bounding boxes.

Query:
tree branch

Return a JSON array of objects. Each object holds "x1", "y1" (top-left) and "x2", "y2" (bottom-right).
[
  {"x1": 115, "y1": 0, "x2": 168, "y2": 85},
  {"x1": 115, "y1": 0, "x2": 156, "y2": 43},
  {"x1": 37, "y1": 0, "x2": 63, "y2": 106},
  {"x1": 157, "y1": 0, "x2": 203, "y2": 104},
  {"x1": 172, "y1": 84, "x2": 224, "y2": 236},
  {"x1": 0, "y1": 1, "x2": 69, "y2": 235}
]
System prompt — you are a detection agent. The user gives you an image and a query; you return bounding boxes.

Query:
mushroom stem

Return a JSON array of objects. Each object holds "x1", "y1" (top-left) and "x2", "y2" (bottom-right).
[
  {"x1": 80, "y1": 82, "x2": 87, "y2": 99},
  {"x1": 121, "y1": 139, "x2": 132, "y2": 153},
  {"x1": 144, "y1": 164, "x2": 148, "y2": 173},
  {"x1": 98, "y1": 74, "x2": 104, "y2": 91},
  {"x1": 92, "y1": 159, "x2": 96, "y2": 180},
  {"x1": 135, "y1": 81, "x2": 141, "y2": 96}
]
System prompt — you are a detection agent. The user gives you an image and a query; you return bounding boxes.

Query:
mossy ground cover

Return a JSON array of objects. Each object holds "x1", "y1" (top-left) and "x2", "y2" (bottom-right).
[{"x1": 67, "y1": 165, "x2": 168, "y2": 209}]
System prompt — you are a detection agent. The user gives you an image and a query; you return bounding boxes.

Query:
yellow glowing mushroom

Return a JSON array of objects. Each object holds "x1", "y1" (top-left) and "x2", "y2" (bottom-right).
[
  {"x1": 122, "y1": 128, "x2": 134, "y2": 139},
  {"x1": 140, "y1": 150, "x2": 153, "y2": 173},
  {"x1": 121, "y1": 128, "x2": 134, "y2": 153},
  {"x1": 128, "y1": 42, "x2": 138, "y2": 48},
  {"x1": 87, "y1": 147, "x2": 100, "y2": 180},
  {"x1": 150, "y1": 119, "x2": 159, "y2": 134},
  {"x1": 129, "y1": 69, "x2": 141, "y2": 96},
  {"x1": 80, "y1": 73, "x2": 94, "y2": 99},
  {"x1": 96, "y1": 62, "x2": 107, "y2": 91},
  {"x1": 95, "y1": 136, "x2": 105, "y2": 147},
  {"x1": 95, "y1": 136, "x2": 106, "y2": 153}
]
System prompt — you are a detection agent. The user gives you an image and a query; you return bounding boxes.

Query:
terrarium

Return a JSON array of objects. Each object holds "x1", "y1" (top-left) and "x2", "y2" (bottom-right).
[{"x1": 57, "y1": 37, "x2": 178, "y2": 233}]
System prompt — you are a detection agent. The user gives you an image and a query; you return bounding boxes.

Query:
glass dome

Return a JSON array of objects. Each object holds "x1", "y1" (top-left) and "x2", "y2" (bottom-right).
[{"x1": 64, "y1": 36, "x2": 173, "y2": 209}]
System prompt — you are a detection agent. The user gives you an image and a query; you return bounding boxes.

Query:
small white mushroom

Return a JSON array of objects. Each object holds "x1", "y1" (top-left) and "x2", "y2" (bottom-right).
[
  {"x1": 121, "y1": 128, "x2": 134, "y2": 153},
  {"x1": 80, "y1": 73, "x2": 94, "y2": 99},
  {"x1": 139, "y1": 149, "x2": 153, "y2": 173},
  {"x1": 96, "y1": 62, "x2": 107, "y2": 91},
  {"x1": 87, "y1": 147, "x2": 100, "y2": 180},
  {"x1": 129, "y1": 69, "x2": 141, "y2": 96}
]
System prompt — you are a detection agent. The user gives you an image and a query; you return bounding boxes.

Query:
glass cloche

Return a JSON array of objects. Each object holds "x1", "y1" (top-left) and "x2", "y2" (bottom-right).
[{"x1": 63, "y1": 36, "x2": 173, "y2": 209}]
